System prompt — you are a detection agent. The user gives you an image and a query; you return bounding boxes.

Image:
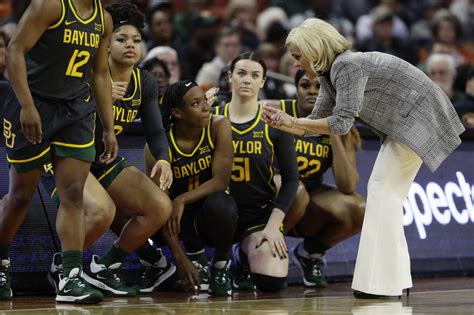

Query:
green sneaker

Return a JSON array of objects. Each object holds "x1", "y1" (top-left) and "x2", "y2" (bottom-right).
[
  {"x1": 56, "y1": 267, "x2": 103, "y2": 304},
  {"x1": 47, "y1": 252, "x2": 63, "y2": 294},
  {"x1": 0, "y1": 259, "x2": 12, "y2": 300},
  {"x1": 82, "y1": 255, "x2": 137, "y2": 296},
  {"x1": 187, "y1": 251, "x2": 209, "y2": 291},
  {"x1": 208, "y1": 261, "x2": 232, "y2": 296},
  {"x1": 138, "y1": 255, "x2": 176, "y2": 293},
  {"x1": 290, "y1": 245, "x2": 328, "y2": 288},
  {"x1": 231, "y1": 245, "x2": 255, "y2": 291}
]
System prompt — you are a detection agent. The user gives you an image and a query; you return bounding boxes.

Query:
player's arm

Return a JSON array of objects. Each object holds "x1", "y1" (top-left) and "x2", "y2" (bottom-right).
[
  {"x1": 6, "y1": 0, "x2": 62, "y2": 144},
  {"x1": 90, "y1": 11, "x2": 117, "y2": 164},
  {"x1": 174, "y1": 116, "x2": 233, "y2": 206},
  {"x1": 140, "y1": 73, "x2": 172, "y2": 189}
]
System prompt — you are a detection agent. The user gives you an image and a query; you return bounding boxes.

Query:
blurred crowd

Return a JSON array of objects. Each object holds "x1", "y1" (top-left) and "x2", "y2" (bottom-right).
[{"x1": 0, "y1": 0, "x2": 472, "y2": 127}]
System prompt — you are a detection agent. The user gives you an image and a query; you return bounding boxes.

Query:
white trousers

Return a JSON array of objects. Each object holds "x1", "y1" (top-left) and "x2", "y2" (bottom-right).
[{"x1": 352, "y1": 137, "x2": 422, "y2": 296}]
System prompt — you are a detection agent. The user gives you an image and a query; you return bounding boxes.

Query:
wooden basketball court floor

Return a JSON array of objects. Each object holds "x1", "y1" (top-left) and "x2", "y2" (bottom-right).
[{"x1": 1, "y1": 277, "x2": 473, "y2": 314}]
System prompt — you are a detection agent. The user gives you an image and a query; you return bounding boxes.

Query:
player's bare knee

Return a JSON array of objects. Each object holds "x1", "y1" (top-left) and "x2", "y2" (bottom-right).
[
  {"x1": 89, "y1": 202, "x2": 115, "y2": 231},
  {"x1": 58, "y1": 181, "x2": 85, "y2": 209},
  {"x1": 6, "y1": 192, "x2": 33, "y2": 211}
]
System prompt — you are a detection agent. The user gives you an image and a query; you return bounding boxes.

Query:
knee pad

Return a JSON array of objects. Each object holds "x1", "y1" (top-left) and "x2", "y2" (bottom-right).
[{"x1": 251, "y1": 273, "x2": 286, "y2": 293}]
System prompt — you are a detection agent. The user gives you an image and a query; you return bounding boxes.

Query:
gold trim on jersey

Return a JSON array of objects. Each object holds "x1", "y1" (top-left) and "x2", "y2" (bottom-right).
[
  {"x1": 7, "y1": 146, "x2": 51, "y2": 163},
  {"x1": 291, "y1": 100, "x2": 298, "y2": 118},
  {"x1": 264, "y1": 123, "x2": 276, "y2": 193},
  {"x1": 170, "y1": 125, "x2": 206, "y2": 158},
  {"x1": 207, "y1": 116, "x2": 214, "y2": 150},
  {"x1": 68, "y1": 0, "x2": 98, "y2": 24},
  {"x1": 97, "y1": 0, "x2": 105, "y2": 35},
  {"x1": 51, "y1": 138, "x2": 94, "y2": 148},
  {"x1": 48, "y1": 0, "x2": 66, "y2": 30},
  {"x1": 122, "y1": 68, "x2": 139, "y2": 102},
  {"x1": 224, "y1": 103, "x2": 262, "y2": 135}
]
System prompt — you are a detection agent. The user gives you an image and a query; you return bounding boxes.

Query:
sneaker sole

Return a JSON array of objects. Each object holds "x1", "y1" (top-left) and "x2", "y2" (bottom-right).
[
  {"x1": 56, "y1": 293, "x2": 102, "y2": 304},
  {"x1": 82, "y1": 273, "x2": 136, "y2": 296},
  {"x1": 139, "y1": 264, "x2": 177, "y2": 293},
  {"x1": 232, "y1": 280, "x2": 256, "y2": 291},
  {"x1": 289, "y1": 248, "x2": 318, "y2": 287},
  {"x1": 208, "y1": 288, "x2": 232, "y2": 296}
]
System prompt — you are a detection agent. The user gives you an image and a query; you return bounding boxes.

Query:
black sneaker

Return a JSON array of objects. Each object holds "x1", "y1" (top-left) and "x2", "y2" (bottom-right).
[
  {"x1": 290, "y1": 244, "x2": 328, "y2": 288},
  {"x1": 138, "y1": 255, "x2": 176, "y2": 293},
  {"x1": 231, "y1": 245, "x2": 255, "y2": 291},
  {"x1": 47, "y1": 252, "x2": 63, "y2": 294},
  {"x1": 0, "y1": 259, "x2": 12, "y2": 300},
  {"x1": 208, "y1": 260, "x2": 232, "y2": 296}
]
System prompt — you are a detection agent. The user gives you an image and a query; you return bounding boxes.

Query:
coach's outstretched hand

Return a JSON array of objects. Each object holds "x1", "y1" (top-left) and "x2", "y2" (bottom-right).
[{"x1": 261, "y1": 104, "x2": 293, "y2": 130}]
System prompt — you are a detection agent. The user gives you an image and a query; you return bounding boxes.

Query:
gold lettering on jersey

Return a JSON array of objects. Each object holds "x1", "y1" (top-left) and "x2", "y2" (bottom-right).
[
  {"x1": 63, "y1": 29, "x2": 100, "y2": 48},
  {"x1": 43, "y1": 162, "x2": 54, "y2": 174},
  {"x1": 94, "y1": 23, "x2": 102, "y2": 32},
  {"x1": 3, "y1": 118, "x2": 16, "y2": 149},
  {"x1": 295, "y1": 139, "x2": 330, "y2": 158},
  {"x1": 253, "y1": 131, "x2": 264, "y2": 138},
  {"x1": 199, "y1": 145, "x2": 210, "y2": 154},
  {"x1": 131, "y1": 99, "x2": 141, "y2": 107},
  {"x1": 173, "y1": 155, "x2": 211, "y2": 179},
  {"x1": 233, "y1": 140, "x2": 262, "y2": 154},
  {"x1": 113, "y1": 106, "x2": 139, "y2": 123}
]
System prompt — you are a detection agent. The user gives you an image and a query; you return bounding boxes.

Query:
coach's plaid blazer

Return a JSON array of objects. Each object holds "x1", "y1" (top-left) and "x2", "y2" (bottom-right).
[{"x1": 308, "y1": 51, "x2": 465, "y2": 172}]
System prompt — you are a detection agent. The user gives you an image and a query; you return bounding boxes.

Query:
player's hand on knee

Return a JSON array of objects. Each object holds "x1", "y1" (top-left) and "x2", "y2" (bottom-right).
[
  {"x1": 20, "y1": 106, "x2": 42, "y2": 144},
  {"x1": 256, "y1": 225, "x2": 288, "y2": 260}
]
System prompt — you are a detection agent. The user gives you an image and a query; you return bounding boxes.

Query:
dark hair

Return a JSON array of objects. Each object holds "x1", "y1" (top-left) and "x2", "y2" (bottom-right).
[
  {"x1": 214, "y1": 26, "x2": 241, "y2": 47},
  {"x1": 146, "y1": 2, "x2": 173, "y2": 25},
  {"x1": 140, "y1": 58, "x2": 171, "y2": 80},
  {"x1": 431, "y1": 13, "x2": 463, "y2": 41},
  {"x1": 229, "y1": 52, "x2": 267, "y2": 77},
  {"x1": 161, "y1": 80, "x2": 198, "y2": 129},
  {"x1": 105, "y1": 3, "x2": 146, "y2": 32},
  {"x1": 294, "y1": 69, "x2": 306, "y2": 86}
]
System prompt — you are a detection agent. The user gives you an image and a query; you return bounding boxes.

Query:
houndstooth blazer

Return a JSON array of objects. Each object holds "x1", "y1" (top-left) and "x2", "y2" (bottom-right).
[{"x1": 308, "y1": 51, "x2": 465, "y2": 172}]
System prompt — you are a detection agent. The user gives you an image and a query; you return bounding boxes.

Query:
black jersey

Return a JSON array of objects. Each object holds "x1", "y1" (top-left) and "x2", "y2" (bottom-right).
[
  {"x1": 168, "y1": 117, "x2": 215, "y2": 200},
  {"x1": 214, "y1": 103, "x2": 298, "y2": 214},
  {"x1": 26, "y1": 0, "x2": 104, "y2": 100},
  {"x1": 94, "y1": 68, "x2": 168, "y2": 163},
  {"x1": 281, "y1": 100, "x2": 332, "y2": 185}
]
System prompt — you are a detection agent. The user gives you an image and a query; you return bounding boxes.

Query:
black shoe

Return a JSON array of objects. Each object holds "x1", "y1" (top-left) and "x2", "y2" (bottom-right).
[{"x1": 353, "y1": 290, "x2": 389, "y2": 299}]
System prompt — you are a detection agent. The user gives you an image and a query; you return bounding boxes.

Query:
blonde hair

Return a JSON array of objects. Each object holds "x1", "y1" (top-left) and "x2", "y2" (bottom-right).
[{"x1": 286, "y1": 18, "x2": 352, "y2": 73}]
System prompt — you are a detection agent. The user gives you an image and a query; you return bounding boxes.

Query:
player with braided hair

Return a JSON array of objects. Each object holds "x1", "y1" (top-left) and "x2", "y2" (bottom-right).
[{"x1": 144, "y1": 81, "x2": 237, "y2": 296}]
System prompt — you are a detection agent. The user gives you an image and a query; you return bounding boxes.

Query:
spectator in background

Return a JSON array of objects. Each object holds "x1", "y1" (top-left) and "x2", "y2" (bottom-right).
[
  {"x1": 225, "y1": 0, "x2": 259, "y2": 50},
  {"x1": 196, "y1": 26, "x2": 242, "y2": 90},
  {"x1": 142, "y1": 46, "x2": 181, "y2": 83},
  {"x1": 355, "y1": 2, "x2": 409, "y2": 42},
  {"x1": 257, "y1": 43, "x2": 288, "y2": 100},
  {"x1": 455, "y1": 67, "x2": 474, "y2": 127},
  {"x1": 289, "y1": 0, "x2": 354, "y2": 44},
  {"x1": 140, "y1": 57, "x2": 171, "y2": 98},
  {"x1": 355, "y1": 6, "x2": 418, "y2": 65},
  {"x1": 431, "y1": 9, "x2": 473, "y2": 65},
  {"x1": 427, "y1": 53, "x2": 466, "y2": 112},
  {"x1": 410, "y1": 0, "x2": 443, "y2": 48},
  {"x1": 145, "y1": 2, "x2": 175, "y2": 50},
  {"x1": 0, "y1": 30, "x2": 7, "y2": 80}
]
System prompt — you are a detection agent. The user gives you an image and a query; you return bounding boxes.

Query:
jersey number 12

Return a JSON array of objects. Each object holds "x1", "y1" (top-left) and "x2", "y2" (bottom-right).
[{"x1": 66, "y1": 49, "x2": 91, "y2": 78}]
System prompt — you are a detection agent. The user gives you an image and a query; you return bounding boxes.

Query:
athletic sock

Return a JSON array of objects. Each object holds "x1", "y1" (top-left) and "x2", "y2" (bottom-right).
[
  {"x1": 98, "y1": 243, "x2": 129, "y2": 267},
  {"x1": 62, "y1": 251, "x2": 83, "y2": 276}
]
